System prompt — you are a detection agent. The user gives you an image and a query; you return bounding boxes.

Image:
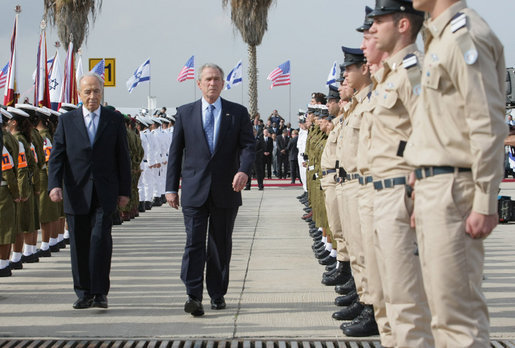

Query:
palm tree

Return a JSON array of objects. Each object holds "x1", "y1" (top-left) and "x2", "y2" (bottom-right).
[
  {"x1": 223, "y1": 0, "x2": 274, "y2": 117},
  {"x1": 43, "y1": 0, "x2": 102, "y2": 52}
]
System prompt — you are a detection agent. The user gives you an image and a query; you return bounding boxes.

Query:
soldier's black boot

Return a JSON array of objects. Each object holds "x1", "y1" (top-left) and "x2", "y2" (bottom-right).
[
  {"x1": 341, "y1": 304, "x2": 379, "y2": 337},
  {"x1": 138, "y1": 201, "x2": 146, "y2": 213},
  {"x1": 322, "y1": 261, "x2": 351, "y2": 286}
]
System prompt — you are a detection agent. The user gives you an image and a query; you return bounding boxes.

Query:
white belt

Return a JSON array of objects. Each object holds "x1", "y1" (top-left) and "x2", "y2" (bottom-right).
[
  {"x1": 308, "y1": 165, "x2": 315, "y2": 171},
  {"x1": 0, "y1": 180, "x2": 7, "y2": 186}
]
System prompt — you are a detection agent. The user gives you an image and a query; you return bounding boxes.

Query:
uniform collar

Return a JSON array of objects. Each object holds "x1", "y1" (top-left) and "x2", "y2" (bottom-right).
[
  {"x1": 382, "y1": 43, "x2": 419, "y2": 81},
  {"x1": 424, "y1": 1, "x2": 466, "y2": 41}
]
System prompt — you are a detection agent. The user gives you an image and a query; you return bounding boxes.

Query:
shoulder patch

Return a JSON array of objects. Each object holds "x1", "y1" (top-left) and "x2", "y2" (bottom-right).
[
  {"x1": 451, "y1": 12, "x2": 467, "y2": 33},
  {"x1": 455, "y1": 30, "x2": 479, "y2": 65},
  {"x1": 402, "y1": 54, "x2": 418, "y2": 69}
]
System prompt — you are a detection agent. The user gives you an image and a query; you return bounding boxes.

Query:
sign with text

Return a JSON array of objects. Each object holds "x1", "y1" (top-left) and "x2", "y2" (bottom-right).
[{"x1": 89, "y1": 58, "x2": 116, "y2": 87}]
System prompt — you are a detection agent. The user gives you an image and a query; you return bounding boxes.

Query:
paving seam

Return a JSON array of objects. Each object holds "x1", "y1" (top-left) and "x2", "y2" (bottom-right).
[{"x1": 232, "y1": 191, "x2": 265, "y2": 338}]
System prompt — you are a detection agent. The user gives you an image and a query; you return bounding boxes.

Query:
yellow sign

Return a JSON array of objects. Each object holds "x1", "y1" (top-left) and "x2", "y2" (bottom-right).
[{"x1": 88, "y1": 58, "x2": 116, "y2": 87}]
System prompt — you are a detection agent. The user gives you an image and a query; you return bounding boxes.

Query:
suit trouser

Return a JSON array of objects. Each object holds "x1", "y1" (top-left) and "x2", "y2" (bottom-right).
[
  {"x1": 277, "y1": 153, "x2": 289, "y2": 178},
  {"x1": 358, "y1": 183, "x2": 393, "y2": 347},
  {"x1": 66, "y1": 200, "x2": 113, "y2": 298},
  {"x1": 290, "y1": 160, "x2": 299, "y2": 183},
  {"x1": 374, "y1": 184, "x2": 434, "y2": 348},
  {"x1": 337, "y1": 180, "x2": 366, "y2": 299},
  {"x1": 181, "y1": 196, "x2": 238, "y2": 301},
  {"x1": 414, "y1": 172, "x2": 489, "y2": 347},
  {"x1": 254, "y1": 158, "x2": 264, "y2": 188},
  {"x1": 263, "y1": 155, "x2": 272, "y2": 179},
  {"x1": 321, "y1": 175, "x2": 349, "y2": 262}
]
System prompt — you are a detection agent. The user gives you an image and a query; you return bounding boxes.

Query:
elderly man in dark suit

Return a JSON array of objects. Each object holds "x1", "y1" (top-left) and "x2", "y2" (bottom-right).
[
  {"x1": 166, "y1": 63, "x2": 255, "y2": 317},
  {"x1": 48, "y1": 73, "x2": 131, "y2": 309}
]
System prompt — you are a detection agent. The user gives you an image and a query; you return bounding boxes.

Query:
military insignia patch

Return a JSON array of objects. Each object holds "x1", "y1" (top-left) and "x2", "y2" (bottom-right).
[{"x1": 451, "y1": 12, "x2": 467, "y2": 33}]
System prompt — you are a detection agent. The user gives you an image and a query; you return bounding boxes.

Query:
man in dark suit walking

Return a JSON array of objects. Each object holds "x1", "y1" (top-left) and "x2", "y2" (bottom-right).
[
  {"x1": 262, "y1": 129, "x2": 273, "y2": 179},
  {"x1": 48, "y1": 73, "x2": 131, "y2": 309},
  {"x1": 276, "y1": 129, "x2": 290, "y2": 179},
  {"x1": 246, "y1": 128, "x2": 265, "y2": 190},
  {"x1": 287, "y1": 129, "x2": 300, "y2": 184},
  {"x1": 166, "y1": 63, "x2": 255, "y2": 317}
]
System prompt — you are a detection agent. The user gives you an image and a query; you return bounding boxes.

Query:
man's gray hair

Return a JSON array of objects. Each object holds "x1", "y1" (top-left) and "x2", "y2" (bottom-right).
[
  {"x1": 197, "y1": 63, "x2": 224, "y2": 81},
  {"x1": 78, "y1": 72, "x2": 104, "y2": 90}
]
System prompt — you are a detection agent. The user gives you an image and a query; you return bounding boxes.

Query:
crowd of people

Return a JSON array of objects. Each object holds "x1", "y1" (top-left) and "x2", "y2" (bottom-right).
[{"x1": 291, "y1": 0, "x2": 506, "y2": 346}]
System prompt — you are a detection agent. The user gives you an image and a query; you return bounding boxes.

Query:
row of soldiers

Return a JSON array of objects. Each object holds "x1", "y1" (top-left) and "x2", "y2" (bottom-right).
[
  {"x1": 0, "y1": 103, "x2": 77, "y2": 277},
  {"x1": 298, "y1": 0, "x2": 506, "y2": 346},
  {"x1": 0, "y1": 101, "x2": 174, "y2": 277}
]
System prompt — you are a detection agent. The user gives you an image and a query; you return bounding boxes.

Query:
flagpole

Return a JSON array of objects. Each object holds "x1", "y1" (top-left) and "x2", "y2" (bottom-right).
[
  {"x1": 148, "y1": 60, "x2": 151, "y2": 109},
  {"x1": 193, "y1": 78, "x2": 196, "y2": 100},
  {"x1": 288, "y1": 83, "x2": 292, "y2": 125}
]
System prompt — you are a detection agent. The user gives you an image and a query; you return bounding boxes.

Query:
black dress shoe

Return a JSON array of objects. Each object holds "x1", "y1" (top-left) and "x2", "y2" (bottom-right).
[
  {"x1": 332, "y1": 301, "x2": 364, "y2": 321},
  {"x1": 322, "y1": 268, "x2": 351, "y2": 286},
  {"x1": 258, "y1": 187, "x2": 264, "y2": 191},
  {"x1": 313, "y1": 244, "x2": 326, "y2": 254},
  {"x1": 73, "y1": 296, "x2": 94, "y2": 309},
  {"x1": 9, "y1": 260, "x2": 22, "y2": 270},
  {"x1": 184, "y1": 297, "x2": 204, "y2": 317},
  {"x1": 49, "y1": 244, "x2": 60, "y2": 252},
  {"x1": 319, "y1": 255, "x2": 336, "y2": 266},
  {"x1": 138, "y1": 201, "x2": 146, "y2": 212},
  {"x1": 311, "y1": 231, "x2": 323, "y2": 239},
  {"x1": 58, "y1": 240, "x2": 66, "y2": 249},
  {"x1": 0, "y1": 266, "x2": 12, "y2": 277},
  {"x1": 36, "y1": 248, "x2": 51, "y2": 258},
  {"x1": 335, "y1": 290, "x2": 358, "y2": 306},
  {"x1": 144, "y1": 201, "x2": 152, "y2": 210},
  {"x1": 323, "y1": 265, "x2": 339, "y2": 278},
  {"x1": 92, "y1": 294, "x2": 108, "y2": 308},
  {"x1": 210, "y1": 297, "x2": 226, "y2": 310},
  {"x1": 64, "y1": 237, "x2": 70, "y2": 245},
  {"x1": 335, "y1": 277, "x2": 356, "y2": 295},
  {"x1": 315, "y1": 249, "x2": 330, "y2": 260},
  {"x1": 341, "y1": 305, "x2": 379, "y2": 337},
  {"x1": 244, "y1": 187, "x2": 251, "y2": 190},
  {"x1": 21, "y1": 253, "x2": 38, "y2": 263}
]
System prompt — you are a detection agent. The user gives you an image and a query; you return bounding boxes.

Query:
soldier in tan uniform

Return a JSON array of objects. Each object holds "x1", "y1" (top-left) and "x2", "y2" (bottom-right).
[
  {"x1": 349, "y1": 5, "x2": 394, "y2": 344},
  {"x1": 405, "y1": 0, "x2": 507, "y2": 345},
  {"x1": 320, "y1": 86, "x2": 352, "y2": 287},
  {"x1": 368, "y1": 1, "x2": 434, "y2": 346},
  {"x1": 333, "y1": 46, "x2": 378, "y2": 336}
]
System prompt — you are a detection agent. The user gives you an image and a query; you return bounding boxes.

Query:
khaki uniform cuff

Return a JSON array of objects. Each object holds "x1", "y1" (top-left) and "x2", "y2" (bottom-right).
[{"x1": 473, "y1": 190, "x2": 498, "y2": 216}]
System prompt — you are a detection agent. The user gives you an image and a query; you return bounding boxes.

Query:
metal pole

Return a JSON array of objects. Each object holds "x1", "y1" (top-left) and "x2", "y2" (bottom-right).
[{"x1": 289, "y1": 83, "x2": 292, "y2": 124}]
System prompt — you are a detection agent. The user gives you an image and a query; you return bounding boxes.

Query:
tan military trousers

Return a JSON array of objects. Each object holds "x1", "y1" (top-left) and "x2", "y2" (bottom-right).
[
  {"x1": 321, "y1": 174, "x2": 349, "y2": 262},
  {"x1": 414, "y1": 172, "x2": 489, "y2": 347},
  {"x1": 358, "y1": 183, "x2": 393, "y2": 347},
  {"x1": 337, "y1": 179, "x2": 366, "y2": 299},
  {"x1": 374, "y1": 183, "x2": 434, "y2": 348}
]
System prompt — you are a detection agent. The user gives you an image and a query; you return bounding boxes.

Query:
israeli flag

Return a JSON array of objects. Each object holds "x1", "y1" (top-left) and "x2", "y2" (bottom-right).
[
  {"x1": 326, "y1": 61, "x2": 338, "y2": 86},
  {"x1": 225, "y1": 60, "x2": 242, "y2": 90},
  {"x1": 127, "y1": 58, "x2": 150, "y2": 93}
]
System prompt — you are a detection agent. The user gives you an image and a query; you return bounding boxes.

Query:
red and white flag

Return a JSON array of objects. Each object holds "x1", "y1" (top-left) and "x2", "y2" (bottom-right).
[
  {"x1": 34, "y1": 29, "x2": 51, "y2": 108},
  {"x1": 267, "y1": 60, "x2": 291, "y2": 89},
  {"x1": 3, "y1": 14, "x2": 19, "y2": 106},
  {"x1": 59, "y1": 42, "x2": 77, "y2": 106},
  {"x1": 177, "y1": 55, "x2": 195, "y2": 82}
]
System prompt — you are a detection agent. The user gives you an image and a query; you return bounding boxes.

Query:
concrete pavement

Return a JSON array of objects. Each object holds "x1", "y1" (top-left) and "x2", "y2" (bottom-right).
[{"x1": 0, "y1": 183, "x2": 514, "y2": 341}]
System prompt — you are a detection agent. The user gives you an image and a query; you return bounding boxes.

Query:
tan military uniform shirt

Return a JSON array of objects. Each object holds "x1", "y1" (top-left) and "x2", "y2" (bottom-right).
[
  {"x1": 340, "y1": 86, "x2": 372, "y2": 174},
  {"x1": 404, "y1": 1, "x2": 508, "y2": 215},
  {"x1": 321, "y1": 115, "x2": 343, "y2": 171},
  {"x1": 357, "y1": 79, "x2": 379, "y2": 177},
  {"x1": 370, "y1": 44, "x2": 423, "y2": 179}
]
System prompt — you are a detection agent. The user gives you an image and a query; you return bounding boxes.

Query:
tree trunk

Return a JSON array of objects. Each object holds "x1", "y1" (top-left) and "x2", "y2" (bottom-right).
[{"x1": 248, "y1": 44, "x2": 258, "y2": 118}]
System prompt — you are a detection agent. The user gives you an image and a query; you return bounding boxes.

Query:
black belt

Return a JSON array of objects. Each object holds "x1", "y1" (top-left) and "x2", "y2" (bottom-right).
[
  {"x1": 346, "y1": 173, "x2": 360, "y2": 181},
  {"x1": 358, "y1": 175, "x2": 373, "y2": 185},
  {"x1": 373, "y1": 176, "x2": 407, "y2": 191},
  {"x1": 143, "y1": 160, "x2": 148, "y2": 163},
  {"x1": 322, "y1": 169, "x2": 337, "y2": 176},
  {"x1": 414, "y1": 166, "x2": 471, "y2": 180}
]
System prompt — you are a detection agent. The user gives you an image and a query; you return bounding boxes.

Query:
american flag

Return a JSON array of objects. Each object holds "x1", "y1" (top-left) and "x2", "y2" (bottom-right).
[
  {"x1": 177, "y1": 55, "x2": 195, "y2": 82},
  {"x1": 267, "y1": 60, "x2": 291, "y2": 88},
  {"x1": 0, "y1": 63, "x2": 8, "y2": 89},
  {"x1": 90, "y1": 59, "x2": 105, "y2": 82}
]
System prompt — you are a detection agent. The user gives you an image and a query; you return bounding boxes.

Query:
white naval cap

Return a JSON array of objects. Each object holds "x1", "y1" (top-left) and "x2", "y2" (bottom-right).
[
  {"x1": 0, "y1": 108, "x2": 13, "y2": 119},
  {"x1": 7, "y1": 106, "x2": 30, "y2": 118}
]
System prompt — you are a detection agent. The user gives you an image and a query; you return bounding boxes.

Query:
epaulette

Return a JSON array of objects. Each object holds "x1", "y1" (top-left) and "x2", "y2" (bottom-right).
[
  {"x1": 403, "y1": 53, "x2": 422, "y2": 96},
  {"x1": 450, "y1": 12, "x2": 467, "y2": 33},
  {"x1": 450, "y1": 12, "x2": 478, "y2": 65},
  {"x1": 402, "y1": 53, "x2": 418, "y2": 69}
]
